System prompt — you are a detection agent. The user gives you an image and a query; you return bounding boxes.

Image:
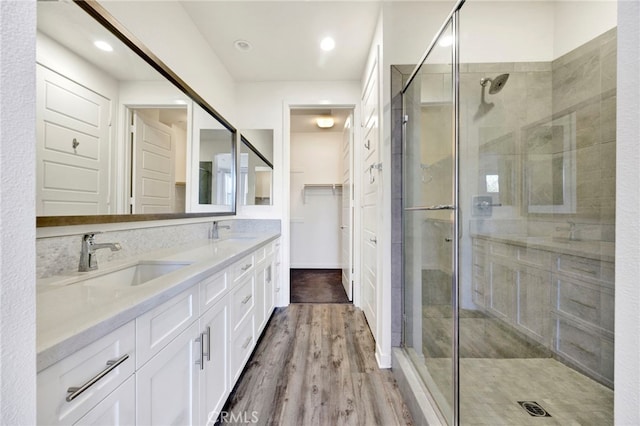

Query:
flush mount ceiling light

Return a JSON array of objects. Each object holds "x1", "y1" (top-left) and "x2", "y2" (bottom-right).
[
  {"x1": 94, "y1": 40, "x2": 113, "y2": 52},
  {"x1": 234, "y1": 39, "x2": 252, "y2": 52},
  {"x1": 317, "y1": 117, "x2": 335, "y2": 128},
  {"x1": 320, "y1": 36, "x2": 335, "y2": 52}
]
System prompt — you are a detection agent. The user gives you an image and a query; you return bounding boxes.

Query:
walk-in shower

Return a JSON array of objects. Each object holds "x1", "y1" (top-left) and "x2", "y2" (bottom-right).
[{"x1": 399, "y1": 1, "x2": 616, "y2": 425}]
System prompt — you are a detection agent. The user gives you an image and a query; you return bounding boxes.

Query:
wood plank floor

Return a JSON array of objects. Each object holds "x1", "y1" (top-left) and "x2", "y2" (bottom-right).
[{"x1": 220, "y1": 304, "x2": 413, "y2": 425}]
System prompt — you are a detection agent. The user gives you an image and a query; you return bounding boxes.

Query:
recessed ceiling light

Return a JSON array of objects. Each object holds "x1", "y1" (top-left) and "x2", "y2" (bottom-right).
[
  {"x1": 320, "y1": 37, "x2": 335, "y2": 52},
  {"x1": 317, "y1": 117, "x2": 334, "y2": 128},
  {"x1": 94, "y1": 40, "x2": 113, "y2": 52},
  {"x1": 438, "y1": 35, "x2": 454, "y2": 47},
  {"x1": 234, "y1": 39, "x2": 252, "y2": 52}
]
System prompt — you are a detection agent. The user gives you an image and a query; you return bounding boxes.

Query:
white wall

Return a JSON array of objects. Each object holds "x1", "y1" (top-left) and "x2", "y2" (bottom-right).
[
  {"x1": 0, "y1": 1, "x2": 36, "y2": 424},
  {"x1": 554, "y1": 1, "x2": 617, "y2": 58},
  {"x1": 290, "y1": 131, "x2": 343, "y2": 268},
  {"x1": 99, "y1": 0, "x2": 237, "y2": 122},
  {"x1": 616, "y1": 1, "x2": 640, "y2": 423}
]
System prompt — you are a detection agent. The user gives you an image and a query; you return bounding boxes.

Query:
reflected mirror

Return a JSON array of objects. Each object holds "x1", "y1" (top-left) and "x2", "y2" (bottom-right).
[
  {"x1": 36, "y1": 0, "x2": 236, "y2": 224},
  {"x1": 239, "y1": 130, "x2": 274, "y2": 206}
]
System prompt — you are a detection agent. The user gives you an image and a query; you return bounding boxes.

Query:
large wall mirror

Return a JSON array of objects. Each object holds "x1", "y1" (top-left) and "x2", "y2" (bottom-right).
[
  {"x1": 36, "y1": 0, "x2": 236, "y2": 226},
  {"x1": 239, "y1": 130, "x2": 274, "y2": 206}
]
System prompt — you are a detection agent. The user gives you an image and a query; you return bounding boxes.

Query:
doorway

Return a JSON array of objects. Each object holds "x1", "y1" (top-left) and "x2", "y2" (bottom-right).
[{"x1": 289, "y1": 107, "x2": 355, "y2": 304}]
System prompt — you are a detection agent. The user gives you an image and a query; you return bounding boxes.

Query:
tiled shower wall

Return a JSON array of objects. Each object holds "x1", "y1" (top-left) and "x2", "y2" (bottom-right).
[
  {"x1": 392, "y1": 28, "x2": 617, "y2": 346},
  {"x1": 36, "y1": 219, "x2": 280, "y2": 279}
]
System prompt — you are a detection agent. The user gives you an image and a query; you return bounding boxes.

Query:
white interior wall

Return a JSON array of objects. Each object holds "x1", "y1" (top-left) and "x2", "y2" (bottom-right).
[
  {"x1": 99, "y1": 0, "x2": 237, "y2": 123},
  {"x1": 290, "y1": 131, "x2": 343, "y2": 269},
  {"x1": 554, "y1": 1, "x2": 617, "y2": 58},
  {"x1": 616, "y1": 1, "x2": 640, "y2": 423},
  {"x1": 0, "y1": 1, "x2": 36, "y2": 424}
]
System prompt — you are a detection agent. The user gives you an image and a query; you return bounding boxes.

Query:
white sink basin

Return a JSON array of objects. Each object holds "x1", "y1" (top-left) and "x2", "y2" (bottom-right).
[{"x1": 81, "y1": 261, "x2": 192, "y2": 288}]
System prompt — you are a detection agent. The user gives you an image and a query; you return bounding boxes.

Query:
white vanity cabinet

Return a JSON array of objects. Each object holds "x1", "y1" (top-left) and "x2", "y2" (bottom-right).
[
  {"x1": 473, "y1": 236, "x2": 614, "y2": 387},
  {"x1": 37, "y1": 322, "x2": 135, "y2": 426},
  {"x1": 38, "y1": 236, "x2": 280, "y2": 426}
]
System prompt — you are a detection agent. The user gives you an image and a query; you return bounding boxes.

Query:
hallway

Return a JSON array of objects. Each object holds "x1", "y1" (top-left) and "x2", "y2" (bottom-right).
[{"x1": 220, "y1": 304, "x2": 413, "y2": 425}]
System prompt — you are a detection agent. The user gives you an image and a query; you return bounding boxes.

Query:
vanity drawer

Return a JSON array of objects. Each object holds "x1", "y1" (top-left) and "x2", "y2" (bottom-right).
[
  {"x1": 254, "y1": 246, "x2": 267, "y2": 265},
  {"x1": 200, "y1": 270, "x2": 228, "y2": 312},
  {"x1": 555, "y1": 254, "x2": 603, "y2": 282},
  {"x1": 37, "y1": 322, "x2": 135, "y2": 426},
  {"x1": 136, "y1": 286, "x2": 199, "y2": 368},
  {"x1": 232, "y1": 254, "x2": 254, "y2": 283},
  {"x1": 517, "y1": 246, "x2": 548, "y2": 267},
  {"x1": 231, "y1": 274, "x2": 255, "y2": 331},
  {"x1": 490, "y1": 242, "x2": 516, "y2": 258},
  {"x1": 230, "y1": 314, "x2": 255, "y2": 383},
  {"x1": 553, "y1": 276, "x2": 614, "y2": 333}
]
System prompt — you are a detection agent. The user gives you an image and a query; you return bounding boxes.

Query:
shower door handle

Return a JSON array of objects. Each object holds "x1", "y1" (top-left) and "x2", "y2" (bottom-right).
[{"x1": 404, "y1": 204, "x2": 455, "y2": 211}]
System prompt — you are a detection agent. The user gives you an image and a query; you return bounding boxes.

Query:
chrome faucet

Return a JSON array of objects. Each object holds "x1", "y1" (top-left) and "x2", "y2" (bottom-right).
[
  {"x1": 556, "y1": 221, "x2": 578, "y2": 241},
  {"x1": 78, "y1": 233, "x2": 122, "y2": 272},
  {"x1": 210, "y1": 221, "x2": 231, "y2": 239}
]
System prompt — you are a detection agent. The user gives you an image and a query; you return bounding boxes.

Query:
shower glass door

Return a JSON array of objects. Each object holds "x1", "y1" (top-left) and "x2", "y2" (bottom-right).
[{"x1": 402, "y1": 20, "x2": 455, "y2": 425}]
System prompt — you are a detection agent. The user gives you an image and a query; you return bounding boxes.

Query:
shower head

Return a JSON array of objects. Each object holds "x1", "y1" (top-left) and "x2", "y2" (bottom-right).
[{"x1": 480, "y1": 73, "x2": 510, "y2": 94}]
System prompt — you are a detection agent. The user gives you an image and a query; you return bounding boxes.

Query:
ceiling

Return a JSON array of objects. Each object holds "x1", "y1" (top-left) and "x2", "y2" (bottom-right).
[{"x1": 181, "y1": 1, "x2": 381, "y2": 82}]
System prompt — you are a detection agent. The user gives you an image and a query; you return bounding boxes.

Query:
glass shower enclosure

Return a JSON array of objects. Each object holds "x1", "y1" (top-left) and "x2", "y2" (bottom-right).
[{"x1": 401, "y1": 1, "x2": 616, "y2": 424}]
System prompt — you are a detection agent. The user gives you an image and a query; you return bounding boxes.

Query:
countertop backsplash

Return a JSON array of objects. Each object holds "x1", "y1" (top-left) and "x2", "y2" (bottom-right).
[{"x1": 36, "y1": 219, "x2": 280, "y2": 279}]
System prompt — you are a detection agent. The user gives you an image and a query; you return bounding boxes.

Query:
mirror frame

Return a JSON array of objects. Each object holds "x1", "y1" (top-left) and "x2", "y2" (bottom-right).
[{"x1": 36, "y1": 0, "x2": 237, "y2": 227}]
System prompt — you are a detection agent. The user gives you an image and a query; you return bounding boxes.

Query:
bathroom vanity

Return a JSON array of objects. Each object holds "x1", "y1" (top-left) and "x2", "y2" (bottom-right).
[
  {"x1": 36, "y1": 233, "x2": 281, "y2": 425},
  {"x1": 471, "y1": 235, "x2": 614, "y2": 387}
]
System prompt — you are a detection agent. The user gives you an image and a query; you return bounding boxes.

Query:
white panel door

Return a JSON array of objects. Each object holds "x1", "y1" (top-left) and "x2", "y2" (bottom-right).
[
  {"x1": 36, "y1": 65, "x2": 111, "y2": 216},
  {"x1": 341, "y1": 112, "x2": 354, "y2": 301},
  {"x1": 361, "y1": 54, "x2": 380, "y2": 340},
  {"x1": 132, "y1": 111, "x2": 175, "y2": 214},
  {"x1": 136, "y1": 321, "x2": 200, "y2": 426}
]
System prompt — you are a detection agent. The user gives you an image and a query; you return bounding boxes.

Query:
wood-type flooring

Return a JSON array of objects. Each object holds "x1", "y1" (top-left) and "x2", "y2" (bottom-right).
[
  {"x1": 290, "y1": 269, "x2": 349, "y2": 304},
  {"x1": 219, "y1": 304, "x2": 413, "y2": 425}
]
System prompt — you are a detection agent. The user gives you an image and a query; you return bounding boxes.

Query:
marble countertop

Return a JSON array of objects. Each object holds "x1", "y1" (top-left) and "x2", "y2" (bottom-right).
[
  {"x1": 36, "y1": 232, "x2": 279, "y2": 372},
  {"x1": 471, "y1": 234, "x2": 615, "y2": 262}
]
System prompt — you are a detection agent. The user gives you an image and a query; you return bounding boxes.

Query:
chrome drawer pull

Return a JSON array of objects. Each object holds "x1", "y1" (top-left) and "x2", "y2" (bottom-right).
[
  {"x1": 203, "y1": 326, "x2": 211, "y2": 362},
  {"x1": 568, "y1": 265, "x2": 597, "y2": 275},
  {"x1": 568, "y1": 298, "x2": 597, "y2": 310},
  {"x1": 241, "y1": 294, "x2": 252, "y2": 305},
  {"x1": 241, "y1": 264, "x2": 252, "y2": 272},
  {"x1": 568, "y1": 341, "x2": 594, "y2": 356},
  {"x1": 66, "y1": 354, "x2": 129, "y2": 402},
  {"x1": 195, "y1": 333, "x2": 205, "y2": 370},
  {"x1": 405, "y1": 204, "x2": 455, "y2": 211},
  {"x1": 241, "y1": 336, "x2": 253, "y2": 349}
]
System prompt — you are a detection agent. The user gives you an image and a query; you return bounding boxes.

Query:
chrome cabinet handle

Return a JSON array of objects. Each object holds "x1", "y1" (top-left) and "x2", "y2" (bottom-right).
[
  {"x1": 241, "y1": 294, "x2": 252, "y2": 305},
  {"x1": 445, "y1": 237, "x2": 452, "y2": 242},
  {"x1": 203, "y1": 326, "x2": 211, "y2": 362},
  {"x1": 369, "y1": 237, "x2": 377, "y2": 244},
  {"x1": 405, "y1": 204, "x2": 456, "y2": 211},
  {"x1": 364, "y1": 140, "x2": 370, "y2": 150},
  {"x1": 241, "y1": 264, "x2": 252, "y2": 272},
  {"x1": 195, "y1": 333, "x2": 205, "y2": 370},
  {"x1": 66, "y1": 354, "x2": 129, "y2": 402},
  {"x1": 72, "y1": 138, "x2": 80, "y2": 150},
  {"x1": 241, "y1": 336, "x2": 253, "y2": 349}
]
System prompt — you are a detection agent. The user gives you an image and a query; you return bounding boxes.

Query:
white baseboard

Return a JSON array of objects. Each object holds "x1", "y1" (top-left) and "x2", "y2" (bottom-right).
[{"x1": 290, "y1": 264, "x2": 343, "y2": 269}]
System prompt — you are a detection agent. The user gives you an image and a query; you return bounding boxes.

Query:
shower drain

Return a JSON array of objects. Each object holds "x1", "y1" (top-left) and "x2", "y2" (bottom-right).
[{"x1": 518, "y1": 401, "x2": 552, "y2": 417}]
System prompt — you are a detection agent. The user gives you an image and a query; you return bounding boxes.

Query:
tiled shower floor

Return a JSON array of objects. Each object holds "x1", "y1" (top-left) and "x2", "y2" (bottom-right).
[{"x1": 419, "y1": 356, "x2": 613, "y2": 425}]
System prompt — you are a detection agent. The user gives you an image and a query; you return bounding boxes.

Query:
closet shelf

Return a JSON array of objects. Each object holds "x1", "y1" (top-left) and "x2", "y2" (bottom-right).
[{"x1": 302, "y1": 183, "x2": 343, "y2": 203}]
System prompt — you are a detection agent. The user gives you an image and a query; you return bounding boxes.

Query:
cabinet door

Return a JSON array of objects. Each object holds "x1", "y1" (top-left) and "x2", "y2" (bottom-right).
[
  {"x1": 488, "y1": 259, "x2": 516, "y2": 322},
  {"x1": 255, "y1": 263, "x2": 266, "y2": 334},
  {"x1": 516, "y1": 265, "x2": 551, "y2": 344},
  {"x1": 264, "y1": 262, "x2": 275, "y2": 322},
  {"x1": 200, "y1": 298, "x2": 229, "y2": 425},
  {"x1": 74, "y1": 376, "x2": 135, "y2": 426},
  {"x1": 136, "y1": 321, "x2": 200, "y2": 426}
]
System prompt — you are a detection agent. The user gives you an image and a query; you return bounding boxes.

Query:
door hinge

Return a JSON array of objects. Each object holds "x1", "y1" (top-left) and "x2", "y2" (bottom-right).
[{"x1": 403, "y1": 114, "x2": 409, "y2": 124}]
